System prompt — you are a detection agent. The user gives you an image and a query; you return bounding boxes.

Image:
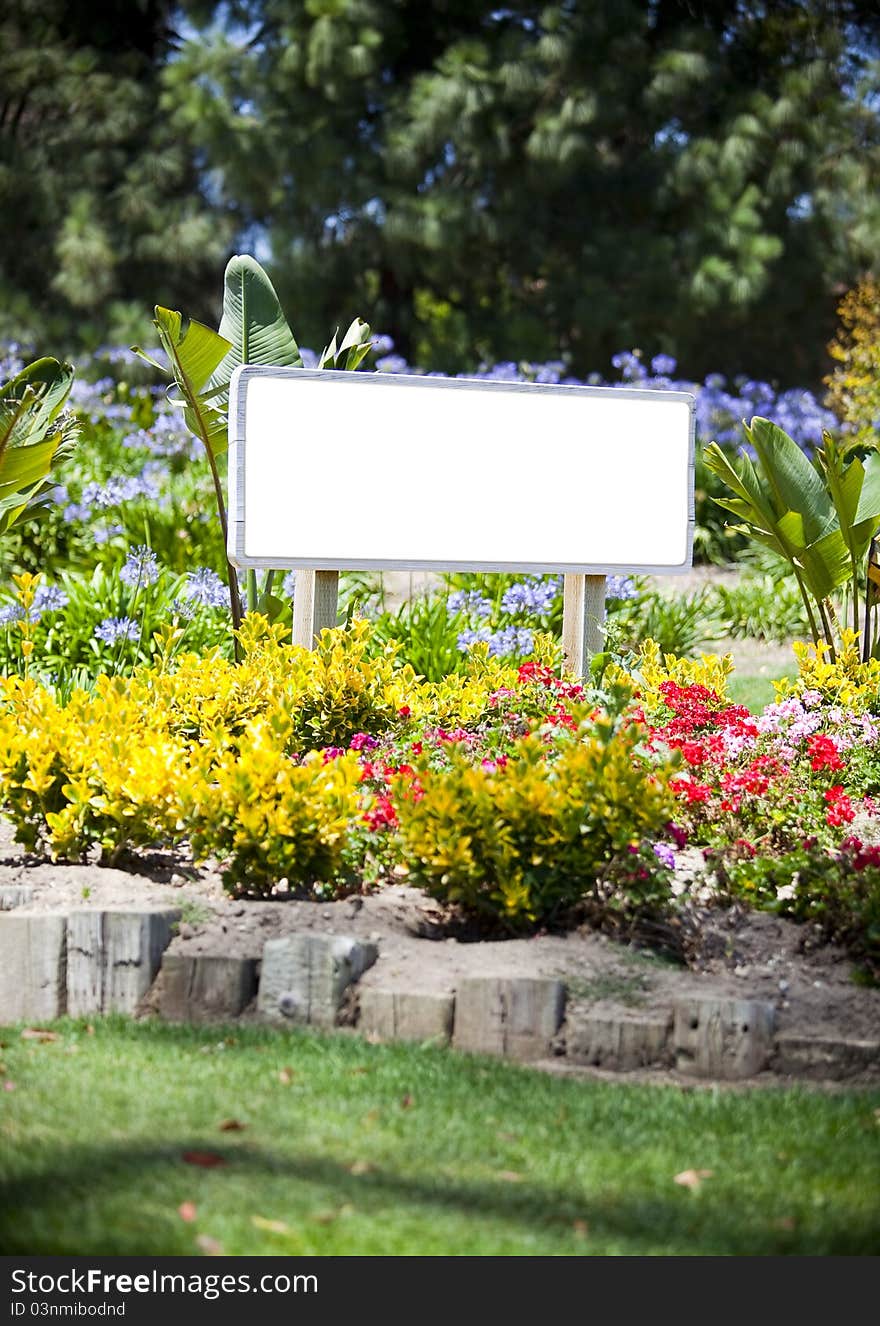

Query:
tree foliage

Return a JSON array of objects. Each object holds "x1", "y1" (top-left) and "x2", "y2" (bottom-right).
[
  {"x1": 2, "y1": 2, "x2": 879, "y2": 384},
  {"x1": 166, "y1": 0, "x2": 880, "y2": 383},
  {"x1": 0, "y1": 0, "x2": 232, "y2": 348}
]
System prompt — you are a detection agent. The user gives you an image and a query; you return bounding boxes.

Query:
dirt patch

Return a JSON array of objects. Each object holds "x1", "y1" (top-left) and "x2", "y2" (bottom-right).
[{"x1": 3, "y1": 820, "x2": 878, "y2": 1065}]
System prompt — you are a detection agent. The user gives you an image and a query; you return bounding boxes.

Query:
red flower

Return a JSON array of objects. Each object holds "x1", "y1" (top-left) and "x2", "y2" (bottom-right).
[
  {"x1": 680, "y1": 740, "x2": 708, "y2": 767},
  {"x1": 670, "y1": 776, "x2": 712, "y2": 804},
  {"x1": 363, "y1": 794, "x2": 398, "y2": 831},
  {"x1": 517, "y1": 660, "x2": 556, "y2": 687},
  {"x1": 824, "y1": 784, "x2": 855, "y2": 827},
  {"x1": 807, "y1": 734, "x2": 844, "y2": 773}
]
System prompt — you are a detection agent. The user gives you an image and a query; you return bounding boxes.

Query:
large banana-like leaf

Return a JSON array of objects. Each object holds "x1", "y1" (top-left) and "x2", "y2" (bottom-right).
[
  {"x1": 212, "y1": 255, "x2": 302, "y2": 390},
  {"x1": 745, "y1": 417, "x2": 836, "y2": 542},
  {"x1": 0, "y1": 357, "x2": 76, "y2": 537},
  {"x1": 151, "y1": 307, "x2": 232, "y2": 461},
  {"x1": 319, "y1": 317, "x2": 373, "y2": 371}
]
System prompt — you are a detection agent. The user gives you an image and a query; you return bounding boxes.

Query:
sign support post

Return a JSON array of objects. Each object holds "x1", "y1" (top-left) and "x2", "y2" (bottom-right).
[
  {"x1": 229, "y1": 367, "x2": 695, "y2": 670},
  {"x1": 562, "y1": 574, "x2": 606, "y2": 678},
  {"x1": 292, "y1": 569, "x2": 339, "y2": 648}
]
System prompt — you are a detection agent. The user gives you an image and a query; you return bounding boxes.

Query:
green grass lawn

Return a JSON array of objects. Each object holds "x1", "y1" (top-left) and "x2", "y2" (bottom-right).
[
  {"x1": 0, "y1": 1018, "x2": 878, "y2": 1256},
  {"x1": 726, "y1": 669, "x2": 797, "y2": 713}
]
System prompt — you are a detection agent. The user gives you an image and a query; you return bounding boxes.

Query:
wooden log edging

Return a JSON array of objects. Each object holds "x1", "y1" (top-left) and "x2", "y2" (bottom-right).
[{"x1": 0, "y1": 912, "x2": 877, "y2": 1083}]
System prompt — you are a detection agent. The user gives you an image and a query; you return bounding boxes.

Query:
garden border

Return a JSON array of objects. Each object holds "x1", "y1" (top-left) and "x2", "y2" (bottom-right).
[{"x1": 1, "y1": 905, "x2": 876, "y2": 1086}]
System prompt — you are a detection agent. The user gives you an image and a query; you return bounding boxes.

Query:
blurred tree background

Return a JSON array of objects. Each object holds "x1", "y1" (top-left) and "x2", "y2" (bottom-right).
[{"x1": 2, "y1": 0, "x2": 879, "y2": 385}]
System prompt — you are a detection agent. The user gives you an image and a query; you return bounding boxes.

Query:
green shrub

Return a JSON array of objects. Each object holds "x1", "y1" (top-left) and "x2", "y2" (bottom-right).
[
  {"x1": 393, "y1": 712, "x2": 677, "y2": 930},
  {"x1": 710, "y1": 571, "x2": 808, "y2": 641},
  {"x1": 706, "y1": 838, "x2": 880, "y2": 981}
]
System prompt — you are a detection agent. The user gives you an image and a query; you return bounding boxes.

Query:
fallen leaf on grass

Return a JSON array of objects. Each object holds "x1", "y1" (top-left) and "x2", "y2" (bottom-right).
[
  {"x1": 348, "y1": 1160, "x2": 375, "y2": 1176},
  {"x1": 673, "y1": 1169, "x2": 714, "y2": 1192},
  {"x1": 21, "y1": 1028, "x2": 59, "y2": 1043},
  {"x1": 178, "y1": 1202, "x2": 198, "y2": 1223},
  {"x1": 497, "y1": 1131, "x2": 519, "y2": 1144},
  {"x1": 400, "y1": 1093, "x2": 414, "y2": 1109},
  {"x1": 251, "y1": 1215, "x2": 294, "y2": 1236},
  {"x1": 497, "y1": 1170, "x2": 524, "y2": 1183},
  {"x1": 195, "y1": 1234, "x2": 223, "y2": 1256},
  {"x1": 311, "y1": 1204, "x2": 354, "y2": 1225},
  {"x1": 218, "y1": 1119, "x2": 246, "y2": 1133},
  {"x1": 278, "y1": 1068, "x2": 296, "y2": 1086},
  {"x1": 3, "y1": 1081, "x2": 15, "y2": 1092},
  {"x1": 182, "y1": 1151, "x2": 227, "y2": 1169},
  {"x1": 350, "y1": 1066, "x2": 370, "y2": 1076},
  {"x1": 572, "y1": 1220, "x2": 589, "y2": 1240}
]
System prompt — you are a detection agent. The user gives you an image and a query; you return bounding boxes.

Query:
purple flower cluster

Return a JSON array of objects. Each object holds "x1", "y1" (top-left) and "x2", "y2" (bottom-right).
[
  {"x1": 500, "y1": 577, "x2": 559, "y2": 616},
  {"x1": 94, "y1": 616, "x2": 139, "y2": 645},
  {"x1": 448, "y1": 589, "x2": 493, "y2": 618},
  {"x1": 65, "y1": 474, "x2": 158, "y2": 521},
  {"x1": 120, "y1": 546, "x2": 159, "y2": 589},
  {"x1": 457, "y1": 625, "x2": 535, "y2": 657},
  {"x1": 0, "y1": 583, "x2": 69, "y2": 626},
  {"x1": 180, "y1": 567, "x2": 227, "y2": 609},
  {"x1": 606, "y1": 575, "x2": 638, "y2": 601},
  {"x1": 123, "y1": 411, "x2": 196, "y2": 459}
]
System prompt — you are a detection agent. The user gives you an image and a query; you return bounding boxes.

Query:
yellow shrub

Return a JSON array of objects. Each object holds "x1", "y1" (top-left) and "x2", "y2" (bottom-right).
[
  {"x1": 773, "y1": 629, "x2": 880, "y2": 711},
  {"x1": 605, "y1": 638, "x2": 733, "y2": 715}
]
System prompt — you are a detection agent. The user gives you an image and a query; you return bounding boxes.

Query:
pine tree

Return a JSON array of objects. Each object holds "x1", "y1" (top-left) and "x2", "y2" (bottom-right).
[
  {"x1": 170, "y1": 0, "x2": 880, "y2": 384},
  {"x1": 0, "y1": 0, "x2": 233, "y2": 350}
]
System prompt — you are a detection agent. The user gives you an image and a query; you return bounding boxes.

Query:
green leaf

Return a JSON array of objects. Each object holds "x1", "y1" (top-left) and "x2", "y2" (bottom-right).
[
  {"x1": 0, "y1": 358, "x2": 76, "y2": 535},
  {"x1": 214, "y1": 254, "x2": 301, "y2": 387},
  {"x1": 256, "y1": 592, "x2": 286, "y2": 623},
  {"x1": 152, "y1": 306, "x2": 232, "y2": 460},
  {"x1": 317, "y1": 317, "x2": 373, "y2": 372},
  {"x1": 855, "y1": 450, "x2": 880, "y2": 528},
  {"x1": 746, "y1": 417, "x2": 836, "y2": 542}
]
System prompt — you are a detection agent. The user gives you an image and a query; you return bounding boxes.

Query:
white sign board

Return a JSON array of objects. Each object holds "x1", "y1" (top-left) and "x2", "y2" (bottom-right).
[{"x1": 228, "y1": 367, "x2": 694, "y2": 573}]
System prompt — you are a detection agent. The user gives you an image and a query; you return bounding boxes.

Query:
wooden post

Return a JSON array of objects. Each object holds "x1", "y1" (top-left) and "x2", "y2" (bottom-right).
[
  {"x1": 562, "y1": 574, "x2": 606, "y2": 678},
  {"x1": 292, "y1": 569, "x2": 339, "y2": 648}
]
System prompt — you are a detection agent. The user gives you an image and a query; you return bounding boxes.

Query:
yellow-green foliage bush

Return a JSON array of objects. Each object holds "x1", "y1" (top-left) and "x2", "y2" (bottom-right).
[
  {"x1": 826, "y1": 278, "x2": 880, "y2": 448},
  {"x1": 605, "y1": 638, "x2": 733, "y2": 718},
  {"x1": 774, "y1": 629, "x2": 880, "y2": 711},
  {"x1": 393, "y1": 711, "x2": 677, "y2": 928},
  {"x1": 179, "y1": 722, "x2": 364, "y2": 896},
  {"x1": 0, "y1": 619, "x2": 681, "y2": 921}
]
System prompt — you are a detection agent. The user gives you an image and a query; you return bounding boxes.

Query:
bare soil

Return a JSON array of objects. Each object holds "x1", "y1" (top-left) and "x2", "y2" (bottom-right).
[{"x1": 3, "y1": 820, "x2": 878, "y2": 1069}]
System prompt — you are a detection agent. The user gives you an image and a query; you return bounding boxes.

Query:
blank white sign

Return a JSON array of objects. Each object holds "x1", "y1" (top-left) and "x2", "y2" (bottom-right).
[{"x1": 228, "y1": 367, "x2": 694, "y2": 573}]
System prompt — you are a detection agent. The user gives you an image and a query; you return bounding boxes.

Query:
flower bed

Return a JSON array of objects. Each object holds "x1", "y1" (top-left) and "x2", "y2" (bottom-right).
[{"x1": 1, "y1": 617, "x2": 878, "y2": 978}]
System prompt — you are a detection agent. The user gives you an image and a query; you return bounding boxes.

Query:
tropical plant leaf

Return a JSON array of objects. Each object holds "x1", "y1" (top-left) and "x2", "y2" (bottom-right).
[
  {"x1": 796, "y1": 528, "x2": 852, "y2": 600},
  {"x1": 213, "y1": 254, "x2": 301, "y2": 389},
  {"x1": 150, "y1": 307, "x2": 232, "y2": 460},
  {"x1": 0, "y1": 358, "x2": 76, "y2": 536},
  {"x1": 746, "y1": 417, "x2": 836, "y2": 542},
  {"x1": 319, "y1": 317, "x2": 372, "y2": 370},
  {"x1": 854, "y1": 449, "x2": 880, "y2": 528}
]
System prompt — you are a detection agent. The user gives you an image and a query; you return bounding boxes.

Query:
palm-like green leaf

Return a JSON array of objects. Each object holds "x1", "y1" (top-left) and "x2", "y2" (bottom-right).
[
  {"x1": 745, "y1": 417, "x2": 837, "y2": 542},
  {"x1": 213, "y1": 254, "x2": 302, "y2": 389},
  {"x1": 0, "y1": 357, "x2": 76, "y2": 536},
  {"x1": 150, "y1": 307, "x2": 232, "y2": 461},
  {"x1": 707, "y1": 422, "x2": 848, "y2": 605},
  {"x1": 319, "y1": 317, "x2": 372, "y2": 370}
]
